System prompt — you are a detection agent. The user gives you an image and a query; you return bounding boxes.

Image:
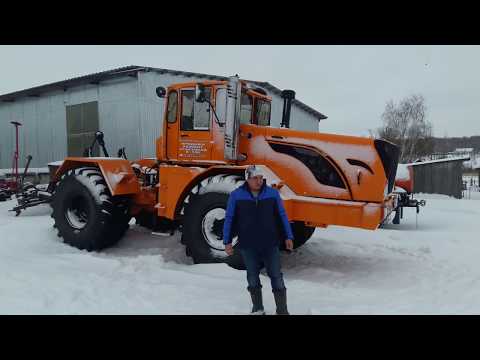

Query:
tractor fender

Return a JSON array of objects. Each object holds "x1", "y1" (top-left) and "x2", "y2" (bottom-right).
[
  {"x1": 52, "y1": 157, "x2": 141, "y2": 196},
  {"x1": 165, "y1": 164, "x2": 287, "y2": 220},
  {"x1": 157, "y1": 165, "x2": 247, "y2": 220}
]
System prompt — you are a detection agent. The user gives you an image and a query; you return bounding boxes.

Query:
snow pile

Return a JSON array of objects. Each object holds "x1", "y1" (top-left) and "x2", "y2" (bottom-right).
[
  {"x1": 414, "y1": 193, "x2": 455, "y2": 200},
  {"x1": 48, "y1": 161, "x2": 64, "y2": 167},
  {"x1": 107, "y1": 172, "x2": 128, "y2": 188},
  {"x1": 0, "y1": 167, "x2": 49, "y2": 175},
  {"x1": 1, "y1": 194, "x2": 480, "y2": 314}
]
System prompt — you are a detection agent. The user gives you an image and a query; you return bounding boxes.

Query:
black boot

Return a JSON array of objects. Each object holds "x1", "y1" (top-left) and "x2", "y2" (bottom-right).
[
  {"x1": 273, "y1": 288, "x2": 289, "y2": 315},
  {"x1": 248, "y1": 287, "x2": 265, "y2": 314}
]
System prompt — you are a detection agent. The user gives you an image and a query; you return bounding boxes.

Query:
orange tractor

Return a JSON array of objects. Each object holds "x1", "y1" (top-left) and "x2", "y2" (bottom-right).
[{"x1": 49, "y1": 75, "x2": 400, "y2": 269}]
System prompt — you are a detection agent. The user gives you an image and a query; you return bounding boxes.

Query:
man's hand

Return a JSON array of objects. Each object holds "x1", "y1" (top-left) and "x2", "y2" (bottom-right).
[
  {"x1": 225, "y1": 243, "x2": 234, "y2": 256},
  {"x1": 285, "y1": 239, "x2": 294, "y2": 251}
]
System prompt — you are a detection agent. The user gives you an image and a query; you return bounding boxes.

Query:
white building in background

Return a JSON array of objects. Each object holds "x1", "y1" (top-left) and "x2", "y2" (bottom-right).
[
  {"x1": 450, "y1": 148, "x2": 479, "y2": 170},
  {"x1": 0, "y1": 66, "x2": 327, "y2": 168},
  {"x1": 453, "y1": 148, "x2": 474, "y2": 157}
]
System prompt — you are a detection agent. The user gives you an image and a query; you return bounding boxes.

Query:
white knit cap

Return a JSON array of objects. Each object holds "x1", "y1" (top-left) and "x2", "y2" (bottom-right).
[{"x1": 245, "y1": 165, "x2": 263, "y2": 180}]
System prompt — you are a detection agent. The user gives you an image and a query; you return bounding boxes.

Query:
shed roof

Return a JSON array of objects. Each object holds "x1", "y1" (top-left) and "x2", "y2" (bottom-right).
[
  {"x1": 0, "y1": 65, "x2": 327, "y2": 121},
  {"x1": 406, "y1": 156, "x2": 471, "y2": 166}
]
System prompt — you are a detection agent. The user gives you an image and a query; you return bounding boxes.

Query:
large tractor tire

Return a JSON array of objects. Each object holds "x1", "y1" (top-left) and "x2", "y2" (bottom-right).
[
  {"x1": 50, "y1": 167, "x2": 131, "y2": 251},
  {"x1": 181, "y1": 174, "x2": 246, "y2": 270}
]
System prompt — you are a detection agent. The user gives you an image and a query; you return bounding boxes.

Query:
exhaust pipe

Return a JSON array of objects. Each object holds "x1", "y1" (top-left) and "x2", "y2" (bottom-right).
[{"x1": 280, "y1": 90, "x2": 295, "y2": 128}]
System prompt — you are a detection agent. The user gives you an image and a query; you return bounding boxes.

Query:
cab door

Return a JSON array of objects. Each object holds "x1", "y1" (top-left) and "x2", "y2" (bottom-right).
[
  {"x1": 177, "y1": 88, "x2": 213, "y2": 161},
  {"x1": 165, "y1": 90, "x2": 179, "y2": 160}
]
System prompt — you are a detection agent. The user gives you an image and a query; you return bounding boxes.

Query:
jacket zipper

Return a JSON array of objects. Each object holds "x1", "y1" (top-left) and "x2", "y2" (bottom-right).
[
  {"x1": 253, "y1": 189, "x2": 261, "y2": 207},
  {"x1": 245, "y1": 182, "x2": 264, "y2": 207}
]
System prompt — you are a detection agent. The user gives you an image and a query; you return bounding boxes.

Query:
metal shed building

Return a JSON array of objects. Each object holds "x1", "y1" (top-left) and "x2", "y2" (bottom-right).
[
  {"x1": 0, "y1": 66, "x2": 327, "y2": 168},
  {"x1": 409, "y1": 157, "x2": 469, "y2": 199}
]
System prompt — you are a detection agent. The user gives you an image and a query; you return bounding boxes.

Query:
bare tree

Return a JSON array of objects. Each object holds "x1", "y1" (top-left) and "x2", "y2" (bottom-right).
[{"x1": 377, "y1": 94, "x2": 433, "y2": 163}]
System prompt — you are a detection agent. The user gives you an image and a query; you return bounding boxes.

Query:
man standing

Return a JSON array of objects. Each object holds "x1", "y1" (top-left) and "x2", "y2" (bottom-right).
[{"x1": 223, "y1": 165, "x2": 294, "y2": 315}]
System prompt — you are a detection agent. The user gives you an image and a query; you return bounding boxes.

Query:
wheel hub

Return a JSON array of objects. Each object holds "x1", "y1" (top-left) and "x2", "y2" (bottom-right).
[
  {"x1": 65, "y1": 195, "x2": 89, "y2": 230},
  {"x1": 201, "y1": 207, "x2": 238, "y2": 251}
]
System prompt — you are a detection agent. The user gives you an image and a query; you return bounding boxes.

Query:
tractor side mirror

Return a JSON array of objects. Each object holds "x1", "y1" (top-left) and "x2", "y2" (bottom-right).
[
  {"x1": 195, "y1": 84, "x2": 207, "y2": 103},
  {"x1": 156, "y1": 86, "x2": 166, "y2": 98}
]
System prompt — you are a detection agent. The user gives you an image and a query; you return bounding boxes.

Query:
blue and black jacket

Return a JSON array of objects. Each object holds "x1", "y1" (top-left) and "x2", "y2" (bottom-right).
[{"x1": 223, "y1": 181, "x2": 294, "y2": 249}]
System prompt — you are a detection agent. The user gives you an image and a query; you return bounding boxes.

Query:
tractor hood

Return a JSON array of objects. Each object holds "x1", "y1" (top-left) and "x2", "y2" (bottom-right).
[{"x1": 239, "y1": 125, "x2": 400, "y2": 203}]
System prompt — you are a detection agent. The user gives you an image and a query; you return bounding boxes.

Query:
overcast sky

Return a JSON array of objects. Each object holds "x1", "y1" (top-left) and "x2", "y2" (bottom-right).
[{"x1": 1, "y1": 45, "x2": 479, "y2": 137}]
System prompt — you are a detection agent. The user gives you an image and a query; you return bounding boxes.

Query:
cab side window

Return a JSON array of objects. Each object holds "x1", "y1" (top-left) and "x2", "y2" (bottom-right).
[
  {"x1": 255, "y1": 99, "x2": 271, "y2": 126},
  {"x1": 193, "y1": 87, "x2": 211, "y2": 130},
  {"x1": 240, "y1": 93, "x2": 252, "y2": 124},
  {"x1": 167, "y1": 91, "x2": 178, "y2": 123},
  {"x1": 181, "y1": 90, "x2": 194, "y2": 130}
]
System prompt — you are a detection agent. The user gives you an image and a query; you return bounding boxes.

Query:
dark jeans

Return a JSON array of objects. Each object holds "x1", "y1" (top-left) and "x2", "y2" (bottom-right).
[{"x1": 240, "y1": 246, "x2": 286, "y2": 291}]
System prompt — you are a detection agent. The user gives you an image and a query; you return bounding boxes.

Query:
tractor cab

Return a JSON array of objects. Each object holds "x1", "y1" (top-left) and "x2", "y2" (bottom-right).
[{"x1": 155, "y1": 76, "x2": 274, "y2": 164}]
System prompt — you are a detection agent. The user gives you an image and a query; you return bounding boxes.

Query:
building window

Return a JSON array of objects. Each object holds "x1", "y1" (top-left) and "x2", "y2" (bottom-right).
[
  {"x1": 66, "y1": 101, "x2": 99, "y2": 157},
  {"x1": 181, "y1": 88, "x2": 211, "y2": 131},
  {"x1": 167, "y1": 91, "x2": 178, "y2": 123}
]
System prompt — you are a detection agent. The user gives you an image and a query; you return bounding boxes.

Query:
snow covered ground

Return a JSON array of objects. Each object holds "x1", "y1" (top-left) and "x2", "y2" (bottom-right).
[{"x1": 1, "y1": 192, "x2": 480, "y2": 314}]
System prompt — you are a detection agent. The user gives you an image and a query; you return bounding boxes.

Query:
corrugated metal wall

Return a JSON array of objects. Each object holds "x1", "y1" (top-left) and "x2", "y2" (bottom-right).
[
  {"x1": 98, "y1": 77, "x2": 142, "y2": 160},
  {"x1": 0, "y1": 78, "x2": 141, "y2": 168},
  {"x1": 0, "y1": 70, "x2": 320, "y2": 168},
  {"x1": 413, "y1": 161, "x2": 464, "y2": 199},
  {"x1": 0, "y1": 90, "x2": 69, "y2": 169}
]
